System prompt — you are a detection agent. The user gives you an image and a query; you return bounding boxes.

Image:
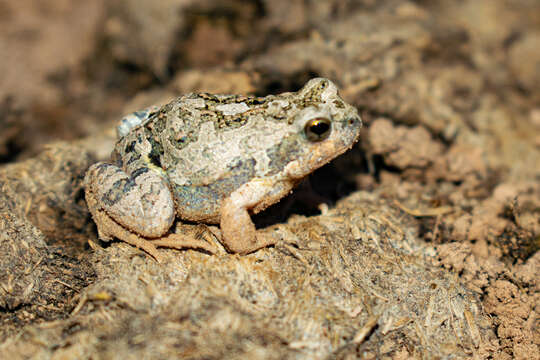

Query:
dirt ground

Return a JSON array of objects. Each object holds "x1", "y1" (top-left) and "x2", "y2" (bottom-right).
[{"x1": 0, "y1": 0, "x2": 538, "y2": 359}]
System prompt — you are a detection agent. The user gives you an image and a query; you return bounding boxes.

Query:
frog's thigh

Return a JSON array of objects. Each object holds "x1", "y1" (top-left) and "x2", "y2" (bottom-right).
[
  {"x1": 85, "y1": 163, "x2": 175, "y2": 238},
  {"x1": 220, "y1": 179, "x2": 279, "y2": 254}
]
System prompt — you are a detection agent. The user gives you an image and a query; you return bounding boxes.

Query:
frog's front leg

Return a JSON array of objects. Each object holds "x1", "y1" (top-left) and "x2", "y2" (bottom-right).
[
  {"x1": 220, "y1": 179, "x2": 286, "y2": 254},
  {"x1": 85, "y1": 163, "x2": 215, "y2": 261}
]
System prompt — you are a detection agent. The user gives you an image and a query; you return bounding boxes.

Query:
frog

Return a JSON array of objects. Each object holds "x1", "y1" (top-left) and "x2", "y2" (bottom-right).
[{"x1": 84, "y1": 78, "x2": 362, "y2": 261}]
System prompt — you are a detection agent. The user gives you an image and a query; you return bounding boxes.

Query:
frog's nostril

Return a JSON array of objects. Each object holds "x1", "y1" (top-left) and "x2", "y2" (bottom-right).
[{"x1": 347, "y1": 117, "x2": 359, "y2": 126}]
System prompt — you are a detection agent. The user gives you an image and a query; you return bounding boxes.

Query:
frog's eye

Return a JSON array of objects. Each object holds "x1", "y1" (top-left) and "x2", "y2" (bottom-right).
[{"x1": 304, "y1": 117, "x2": 331, "y2": 142}]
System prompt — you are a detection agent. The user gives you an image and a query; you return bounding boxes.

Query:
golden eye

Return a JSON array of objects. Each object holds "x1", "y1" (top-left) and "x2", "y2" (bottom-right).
[{"x1": 304, "y1": 117, "x2": 331, "y2": 142}]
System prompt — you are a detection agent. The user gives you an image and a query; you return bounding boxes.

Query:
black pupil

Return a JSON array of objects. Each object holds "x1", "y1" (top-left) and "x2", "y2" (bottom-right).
[{"x1": 310, "y1": 121, "x2": 330, "y2": 135}]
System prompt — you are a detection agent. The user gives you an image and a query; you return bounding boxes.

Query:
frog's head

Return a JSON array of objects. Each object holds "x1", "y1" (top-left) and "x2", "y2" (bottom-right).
[{"x1": 280, "y1": 78, "x2": 362, "y2": 179}]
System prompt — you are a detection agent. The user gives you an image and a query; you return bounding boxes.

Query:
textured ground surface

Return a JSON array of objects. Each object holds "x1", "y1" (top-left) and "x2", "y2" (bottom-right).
[{"x1": 0, "y1": 0, "x2": 538, "y2": 359}]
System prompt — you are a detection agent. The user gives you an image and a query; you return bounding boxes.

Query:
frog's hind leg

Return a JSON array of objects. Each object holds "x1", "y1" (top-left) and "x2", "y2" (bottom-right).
[
  {"x1": 84, "y1": 179, "x2": 164, "y2": 261},
  {"x1": 150, "y1": 227, "x2": 217, "y2": 255},
  {"x1": 85, "y1": 162, "x2": 215, "y2": 261},
  {"x1": 85, "y1": 162, "x2": 176, "y2": 238}
]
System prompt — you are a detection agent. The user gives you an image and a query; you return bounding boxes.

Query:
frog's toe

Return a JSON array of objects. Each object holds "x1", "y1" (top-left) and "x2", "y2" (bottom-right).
[{"x1": 151, "y1": 232, "x2": 217, "y2": 255}]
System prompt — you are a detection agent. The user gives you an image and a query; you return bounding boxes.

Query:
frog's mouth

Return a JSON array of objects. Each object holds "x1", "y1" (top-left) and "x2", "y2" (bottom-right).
[{"x1": 285, "y1": 126, "x2": 360, "y2": 180}]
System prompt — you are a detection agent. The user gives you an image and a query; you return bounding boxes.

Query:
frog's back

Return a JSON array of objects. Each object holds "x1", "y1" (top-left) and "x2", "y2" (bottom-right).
[{"x1": 150, "y1": 92, "x2": 292, "y2": 222}]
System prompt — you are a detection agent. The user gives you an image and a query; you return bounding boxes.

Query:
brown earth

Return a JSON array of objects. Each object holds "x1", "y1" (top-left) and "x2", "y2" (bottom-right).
[{"x1": 0, "y1": 0, "x2": 538, "y2": 359}]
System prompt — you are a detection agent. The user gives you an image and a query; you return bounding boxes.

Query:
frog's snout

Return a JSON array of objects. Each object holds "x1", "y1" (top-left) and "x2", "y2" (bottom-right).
[
  {"x1": 342, "y1": 111, "x2": 362, "y2": 135},
  {"x1": 347, "y1": 114, "x2": 362, "y2": 128}
]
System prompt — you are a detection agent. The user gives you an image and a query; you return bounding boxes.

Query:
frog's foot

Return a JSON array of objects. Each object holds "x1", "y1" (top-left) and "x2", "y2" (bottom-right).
[
  {"x1": 151, "y1": 232, "x2": 217, "y2": 255},
  {"x1": 89, "y1": 208, "x2": 216, "y2": 261},
  {"x1": 88, "y1": 198, "x2": 164, "y2": 262}
]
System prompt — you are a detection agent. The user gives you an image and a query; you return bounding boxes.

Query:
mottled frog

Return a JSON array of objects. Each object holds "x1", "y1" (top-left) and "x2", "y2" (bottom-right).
[{"x1": 85, "y1": 78, "x2": 362, "y2": 261}]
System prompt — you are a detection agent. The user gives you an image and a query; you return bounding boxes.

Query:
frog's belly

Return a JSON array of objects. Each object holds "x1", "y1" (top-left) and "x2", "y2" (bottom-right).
[
  {"x1": 172, "y1": 183, "x2": 225, "y2": 223},
  {"x1": 169, "y1": 154, "x2": 258, "y2": 223},
  {"x1": 172, "y1": 170, "x2": 298, "y2": 225}
]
